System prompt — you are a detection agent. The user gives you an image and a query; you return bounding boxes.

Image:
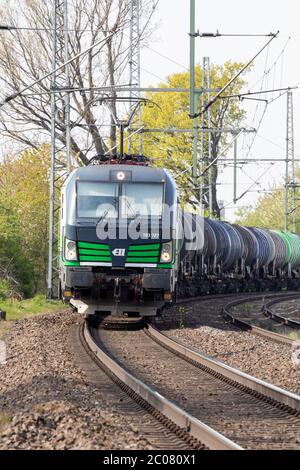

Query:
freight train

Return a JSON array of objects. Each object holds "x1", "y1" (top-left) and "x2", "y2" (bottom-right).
[
  {"x1": 179, "y1": 217, "x2": 300, "y2": 297},
  {"x1": 59, "y1": 156, "x2": 300, "y2": 316}
]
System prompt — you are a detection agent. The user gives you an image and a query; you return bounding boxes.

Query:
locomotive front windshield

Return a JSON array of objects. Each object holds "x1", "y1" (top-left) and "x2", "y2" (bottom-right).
[
  {"x1": 77, "y1": 182, "x2": 118, "y2": 218},
  {"x1": 121, "y1": 183, "x2": 163, "y2": 217},
  {"x1": 77, "y1": 181, "x2": 163, "y2": 219}
]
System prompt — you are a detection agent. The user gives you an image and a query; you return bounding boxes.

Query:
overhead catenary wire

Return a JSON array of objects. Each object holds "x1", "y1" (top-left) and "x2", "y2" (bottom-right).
[
  {"x1": 268, "y1": 79, "x2": 300, "y2": 105},
  {"x1": 0, "y1": 5, "x2": 159, "y2": 108},
  {"x1": 218, "y1": 35, "x2": 293, "y2": 210},
  {"x1": 0, "y1": 0, "x2": 156, "y2": 33},
  {"x1": 198, "y1": 31, "x2": 278, "y2": 38},
  {"x1": 219, "y1": 164, "x2": 275, "y2": 211},
  {"x1": 115, "y1": 0, "x2": 161, "y2": 81},
  {"x1": 243, "y1": 101, "x2": 268, "y2": 162},
  {"x1": 173, "y1": 130, "x2": 245, "y2": 181},
  {"x1": 239, "y1": 78, "x2": 300, "y2": 182},
  {"x1": 0, "y1": 25, "x2": 116, "y2": 33},
  {"x1": 0, "y1": 9, "x2": 146, "y2": 161},
  {"x1": 236, "y1": 164, "x2": 276, "y2": 201},
  {"x1": 240, "y1": 166, "x2": 269, "y2": 188},
  {"x1": 247, "y1": 36, "x2": 291, "y2": 91},
  {"x1": 192, "y1": 32, "x2": 279, "y2": 119},
  {"x1": 256, "y1": 134, "x2": 285, "y2": 151},
  {"x1": 240, "y1": 41, "x2": 271, "y2": 158},
  {"x1": 3, "y1": 4, "x2": 300, "y2": 217},
  {"x1": 0, "y1": 30, "x2": 118, "y2": 107},
  {"x1": 219, "y1": 85, "x2": 298, "y2": 100},
  {"x1": 240, "y1": 45, "x2": 273, "y2": 170},
  {"x1": 204, "y1": 39, "x2": 297, "y2": 201}
]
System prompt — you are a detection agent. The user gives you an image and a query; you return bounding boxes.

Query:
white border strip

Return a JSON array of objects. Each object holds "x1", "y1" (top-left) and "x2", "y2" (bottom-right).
[
  {"x1": 80, "y1": 262, "x2": 112, "y2": 267},
  {"x1": 125, "y1": 263, "x2": 157, "y2": 268}
]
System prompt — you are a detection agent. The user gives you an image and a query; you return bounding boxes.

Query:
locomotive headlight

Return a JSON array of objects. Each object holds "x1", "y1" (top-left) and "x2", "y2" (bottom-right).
[
  {"x1": 160, "y1": 242, "x2": 172, "y2": 264},
  {"x1": 65, "y1": 238, "x2": 78, "y2": 261},
  {"x1": 117, "y1": 171, "x2": 125, "y2": 181}
]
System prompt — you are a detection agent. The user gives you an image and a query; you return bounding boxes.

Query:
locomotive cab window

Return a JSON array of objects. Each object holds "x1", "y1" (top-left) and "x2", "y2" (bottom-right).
[
  {"x1": 121, "y1": 183, "x2": 163, "y2": 218},
  {"x1": 77, "y1": 182, "x2": 118, "y2": 218}
]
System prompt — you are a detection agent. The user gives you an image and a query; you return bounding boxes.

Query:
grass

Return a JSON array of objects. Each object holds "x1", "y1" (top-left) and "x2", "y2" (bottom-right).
[
  {"x1": 0, "y1": 412, "x2": 11, "y2": 429},
  {"x1": 177, "y1": 305, "x2": 186, "y2": 329},
  {"x1": 0, "y1": 294, "x2": 63, "y2": 322},
  {"x1": 287, "y1": 331, "x2": 300, "y2": 341}
]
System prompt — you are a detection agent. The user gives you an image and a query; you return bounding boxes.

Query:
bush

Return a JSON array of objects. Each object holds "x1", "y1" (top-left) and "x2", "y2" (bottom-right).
[
  {"x1": 0, "y1": 279, "x2": 9, "y2": 300},
  {"x1": 31, "y1": 294, "x2": 45, "y2": 306},
  {"x1": 0, "y1": 235, "x2": 34, "y2": 299}
]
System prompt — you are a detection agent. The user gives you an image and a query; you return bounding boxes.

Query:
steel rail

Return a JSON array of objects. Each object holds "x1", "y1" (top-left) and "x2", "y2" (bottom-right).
[
  {"x1": 176, "y1": 290, "x2": 298, "y2": 308},
  {"x1": 83, "y1": 320, "x2": 242, "y2": 450},
  {"x1": 146, "y1": 324, "x2": 300, "y2": 413},
  {"x1": 222, "y1": 293, "x2": 299, "y2": 345},
  {"x1": 263, "y1": 294, "x2": 300, "y2": 328}
]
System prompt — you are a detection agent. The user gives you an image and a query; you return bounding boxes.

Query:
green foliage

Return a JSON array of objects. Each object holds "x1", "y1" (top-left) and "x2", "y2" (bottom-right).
[
  {"x1": 0, "y1": 295, "x2": 62, "y2": 321},
  {"x1": 133, "y1": 62, "x2": 248, "y2": 204},
  {"x1": 235, "y1": 185, "x2": 285, "y2": 230},
  {"x1": 0, "y1": 146, "x2": 50, "y2": 298},
  {"x1": 234, "y1": 164, "x2": 300, "y2": 230},
  {"x1": 178, "y1": 305, "x2": 186, "y2": 329},
  {"x1": 0, "y1": 279, "x2": 9, "y2": 300}
]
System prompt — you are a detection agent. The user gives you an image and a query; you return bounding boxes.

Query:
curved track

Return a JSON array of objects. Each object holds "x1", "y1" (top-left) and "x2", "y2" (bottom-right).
[
  {"x1": 82, "y1": 320, "x2": 240, "y2": 450},
  {"x1": 263, "y1": 295, "x2": 300, "y2": 329},
  {"x1": 85, "y1": 316, "x2": 300, "y2": 450},
  {"x1": 222, "y1": 292, "x2": 300, "y2": 344}
]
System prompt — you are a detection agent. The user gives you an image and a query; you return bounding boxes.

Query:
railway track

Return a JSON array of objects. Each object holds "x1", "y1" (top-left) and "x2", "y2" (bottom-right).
[
  {"x1": 263, "y1": 295, "x2": 300, "y2": 329},
  {"x1": 82, "y1": 313, "x2": 300, "y2": 450},
  {"x1": 222, "y1": 292, "x2": 300, "y2": 344},
  {"x1": 81, "y1": 318, "x2": 241, "y2": 450}
]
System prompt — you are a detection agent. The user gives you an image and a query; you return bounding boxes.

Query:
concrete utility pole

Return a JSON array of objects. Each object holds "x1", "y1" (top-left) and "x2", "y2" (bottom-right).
[
  {"x1": 233, "y1": 133, "x2": 238, "y2": 204},
  {"x1": 128, "y1": 0, "x2": 142, "y2": 154},
  {"x1": 200, "y1": 57, "x2": 212, "y2": 216},
  {"x1": 47, "y1": 0, "x2": 71, "y2": 299},
  {"x1": 189, "y1": 0, "x2": 199, "y2": 191},
  {"x1": 285, "y1": 91, "x2": 296, "y2": 232},
  {"x1": 189, "y1": 1, "x2": 243, "y2": 216}
]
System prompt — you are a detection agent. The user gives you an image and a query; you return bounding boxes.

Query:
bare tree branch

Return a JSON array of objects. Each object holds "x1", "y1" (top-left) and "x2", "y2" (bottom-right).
[{"x1": 0, "y1": 0, "x2": 153, "y2": 162}]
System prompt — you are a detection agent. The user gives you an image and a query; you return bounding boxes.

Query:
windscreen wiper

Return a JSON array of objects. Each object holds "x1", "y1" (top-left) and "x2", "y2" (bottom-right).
[
  {"x1": 97, "y1": 209, "x2": 108, "y2": 225},
  {"x1": 126, "y1": 199, "x2": 137, "y2": 218}
]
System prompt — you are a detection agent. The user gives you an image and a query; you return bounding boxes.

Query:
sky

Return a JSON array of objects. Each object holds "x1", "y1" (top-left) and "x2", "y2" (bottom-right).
[{"x1": 140, "y1": 0, "x2": 300, "y2": 222}]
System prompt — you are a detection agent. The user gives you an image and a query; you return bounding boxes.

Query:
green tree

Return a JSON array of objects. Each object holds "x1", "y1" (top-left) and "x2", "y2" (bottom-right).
[
  {"x1": 235, "y1": 166, "x2": 300, "y2": 231},
  {"x1": 235, "y1": 185, "x2": 286, "y2": 230},
  {"x1": 137, "y1": 62, "x2": 247, "y2": 216},
  {"x1": 0, "y1": 146, "x2": 50, "y2": 297}
]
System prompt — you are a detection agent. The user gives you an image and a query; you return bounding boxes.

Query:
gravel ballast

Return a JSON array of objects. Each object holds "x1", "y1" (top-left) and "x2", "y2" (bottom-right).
[
  {"x1": 156, "y1": 299, "x2": 300, "y2": 395},
  {"x1": 0, "y1": 312, "x2": 151, "y2": 450},
  {"x1": 1, "y1": 296, "x2": 299, "y2": 449}
]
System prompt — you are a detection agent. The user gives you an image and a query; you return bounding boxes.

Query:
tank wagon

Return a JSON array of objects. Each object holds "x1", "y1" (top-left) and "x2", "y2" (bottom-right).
[{"x1": 179, "y1": 217, "x2": 300, "y2": 297}]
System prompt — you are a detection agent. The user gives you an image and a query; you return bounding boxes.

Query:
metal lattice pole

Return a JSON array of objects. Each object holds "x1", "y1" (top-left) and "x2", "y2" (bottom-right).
[
  {"x1": 285, "y1": 91, "x2": 295, "y2": 232},
  {"x1": 64, "y1": 0, "x2": 71, "y2": 173},
  {"x1": 47, "y1": 0, "x2": 71, "y2": 298},
  {"x1": 128, "y1": 0, "x2": 142, "y2": 154}
]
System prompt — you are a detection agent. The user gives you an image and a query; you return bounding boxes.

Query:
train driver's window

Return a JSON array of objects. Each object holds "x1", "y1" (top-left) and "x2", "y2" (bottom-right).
[{"x1": 77, "y1": 182, "x2": 118, "y2": 218}]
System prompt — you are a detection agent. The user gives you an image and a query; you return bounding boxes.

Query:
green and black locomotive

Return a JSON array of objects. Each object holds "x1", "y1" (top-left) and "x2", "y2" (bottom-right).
[{"x1": 59, "y1": 158, "x2": 181, "y2": 316}]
